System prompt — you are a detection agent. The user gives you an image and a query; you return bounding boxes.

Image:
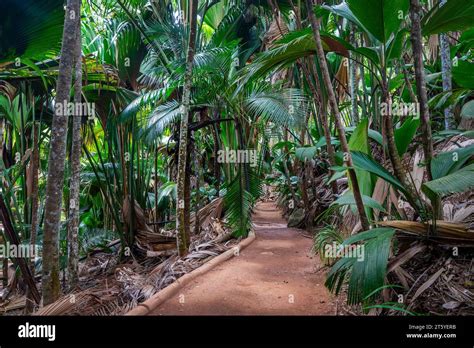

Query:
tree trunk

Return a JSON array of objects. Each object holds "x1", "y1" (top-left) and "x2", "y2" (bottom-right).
[
  {"x1": 24, "y1": 118, "x2": 40, "y2": 313},
  {"x1": 42, "y1": 0, "x2": 81, "y2": 306},
  {"x1": 176, "y1": 0, "x2": 198, "y2": 257},
  {"x1": 299, "y1": 58, "x2": 338, "y2": 195},
  {"x1": 410, "y1": 0, "x2": 434, "y2": 181},
  {"x1": 275, "y1": 0, "x2": 338, "y2": 195},
  {"x1": 0, "y1": 118, "x2": 6, "y2": 290},
  {"x1": 439, "y1": 0, "x2": 454, "y2": 130},
  {"x1": 0, "y1": 118, "x2": 3, "y2": 163},
  {"x1": 306, "y1": 0, "x2": 370, "y2": 231},
  {"x1": 67, "y1": 17, "x2": 83, "y2": 290},
  {"x1": 381, "y1": 73, "x2": 420, "y2": 212},
  {"x1": 349, "y1": 24, "x2": 359, "y2": 125},
  {"x1": 212, "y1": 120, "x2": 221, "y2": 196},
  {"x1": 193, "y1": 136, "x2": 201, "y2": 235}
]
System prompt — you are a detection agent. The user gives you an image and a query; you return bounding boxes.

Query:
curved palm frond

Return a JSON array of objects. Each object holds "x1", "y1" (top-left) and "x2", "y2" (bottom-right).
[{"x1": 245, "y1": 87, "x2": 308, "y2": 127}]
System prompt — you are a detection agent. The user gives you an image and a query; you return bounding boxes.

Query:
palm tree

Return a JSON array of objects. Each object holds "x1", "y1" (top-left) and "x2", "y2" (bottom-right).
[
  {"x1": 42, "y1": 0, "x2": 82, "y2": 305},
  {"x1": 305, "y1": 0, "x2": 370, "y2": 231},
  {"x1": 409, "y1": 0, "x2": 434, "y2": 182},
  {"x1": 176, "y1": 0, "x2": 199, "y2": 257},
  {"x1": 67, "y1": 18, "x2": 83, "y2": 289}
]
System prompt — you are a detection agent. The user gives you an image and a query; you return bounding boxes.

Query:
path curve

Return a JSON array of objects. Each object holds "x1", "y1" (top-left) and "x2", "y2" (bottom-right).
[{"x1": 150, "y1": 201, "x2": 335, "y2": 315}]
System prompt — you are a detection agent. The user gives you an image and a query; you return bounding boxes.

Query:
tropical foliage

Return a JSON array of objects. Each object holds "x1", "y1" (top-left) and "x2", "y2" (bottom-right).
[{"x1": 0, "y1": 0, "x2": 473, "y2": 315}]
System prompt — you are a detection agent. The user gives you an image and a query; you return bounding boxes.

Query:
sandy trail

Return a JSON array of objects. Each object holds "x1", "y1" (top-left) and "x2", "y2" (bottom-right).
[{"x1": 150, "y1": 201, "x2": 335, "y2": 315}]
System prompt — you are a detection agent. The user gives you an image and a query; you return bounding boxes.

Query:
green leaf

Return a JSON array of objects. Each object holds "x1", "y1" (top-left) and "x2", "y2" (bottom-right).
[
  {"x1": 157, "y1": 182, "x2": 176, "y2": 209},
  {"x1": 351, "y1": 151, "x2": 408, "y2": 196},
  {"x1": 348, "y1": 119, "x2": 374, "y2": 210},
  {"x1": 224, "y1": 168, "x2": 262, "y2": 237},
  {"x1": 327, "y1": 170, "x2": 346, "y2": 185},
  {"x1": 245, "y1": 88, "x2": 307, "y2": 127},
  {"x1": 0, "y1": 0, "x2": 64, "y2": 63},
  {"x1": 422, "y1": 0, "x2": 474, "y2": 36},
  {"x1": 354, "y1": 47, "x2": 380, "y2": 65},
  {"x1": 272, "y1": 141, "x2": 296, "y2": 152},
  {"x1": 313, "y1": 136, "x2": 340, "y2": 149},
  {"x1": 453, "y1": 60, "x2": 474, "y2": 89},
  {"x1": 325, "y1": 0, "x2": 409, "y2": 43},
  {"x1": 295, "y1": 146, "x2": 317, "y2": 161},
  {"x1": 430, "y1": 144, "x2": 474, "y2": 180},
  {"x1": 394, "y1": 117, "x2": 420, "y2": 156},
  {"x1": 325, "y1": 228, "x2": 396, "y2": 305},
  {"x1": 387, "y1": 29, "x2": 409, "y2": 61},
  {"x1": 461, "y1": 100, "x2": 474, "y2": 119},
  {"x1": 242, "y1": 29, "x2": 377, "y2": 84},
  {"x1": 331, "y1": 192, "x2": 387, "y2": 213},
  {"x1": 368, "y1": 129, "x2": 384, "y2": 146},
  {"x1": 422, "y1": 164, "x2": 474, "y2": 199},
  {"x1": 348, "y1": 118, "x2": 370, "y2": 154}
]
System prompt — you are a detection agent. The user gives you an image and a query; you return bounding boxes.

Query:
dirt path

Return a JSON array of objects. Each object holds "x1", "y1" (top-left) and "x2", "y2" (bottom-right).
[{"x1": 150, "y1": 201, "x2": 336, "y2": 315}]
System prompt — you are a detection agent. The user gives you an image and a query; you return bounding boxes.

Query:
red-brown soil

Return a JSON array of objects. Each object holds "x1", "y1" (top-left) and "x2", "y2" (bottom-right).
[{"x1": 150, "y1": 201, "x2": 335, "y2": 315}]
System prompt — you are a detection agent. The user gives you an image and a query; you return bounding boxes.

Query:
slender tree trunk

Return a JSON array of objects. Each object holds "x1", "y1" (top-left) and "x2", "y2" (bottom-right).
[
  {"x1": 176, "y1": 0, "x2": 198, "y2": 257},
  {"x1": 349, "y1": 24, "x2": 359, "y2": 125},
  {"x1": 0, "y1": 119, "x2": 6, "y2": 290},
  {"x1": 25, "y1": 118, "x2": 40, "y2": 313},
  {"x1": 193, "y1": 137, "x2": 201, "y2": 235},
  {"x1": 184, "y1": 135, "x2": 192, "y2": 230},
  {"x1": 307, "y1": 60, "x2": 339, "y2": 195},
  {"x1": 0, "y1": 118, "x2": 3, "y2": 162},
  {"x1": 42, "y1": 0, "x2": 81, "y2": 305},
  {"x1": 439, "y1": 1, "x2": 454, "y2": 130},
  {"x1": 154, "y1": 145, "x2": 159, "y2": 232},
  {"x1": 410, "y1": 0, "x2": 434, "y2": 181},
  {"x1": 381, "y1": 73, "x2": 420, "y2": 211},
  {"x1": 212, "y1": 121, "x2": 221, "y2": 196},
  {"x1": 298, "y1": 57, "x2": 338, "y2": 195},
  {"x1": 306, "y1": 0, "x2": 370, "y2": 231},
  {"x1": 276, "y1": 0, "x2": 338, "y2": 195},
  {"x1": 67, "y1": 18, "x2": 83, "y2": 290},
  {"x1": 402, "y1": 57, "x2": 418, "y2": 105}
]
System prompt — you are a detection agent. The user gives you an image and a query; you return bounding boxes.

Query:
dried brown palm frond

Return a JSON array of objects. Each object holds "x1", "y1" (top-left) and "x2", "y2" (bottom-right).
[
  {"x1": 0, "y1": 295, "x2": 26, "y2": 313},
  {"x1": 399, "y1": 254, "x2": 474, "y2": 315},
  {"x1": 31, "y1": 203, "x2": 236, "y2": 316},
  {"x1": 427, "y1": 34, "x2": 439, "y2": 63},
  {"x1": 122, "y1": 197, "x2": 151, "y2": 234},
  {"x1": 452, "y1": 205, "x2": 474, "y2": 224},
  {"x1": 341, "y1": 207, "x2": 358, "y2": 235},
  {"x1": 378, "y1": 220, "x2": 474, "y2": 245},
  {"x1": 388, "y1": 243, "x2": 427, "y2": 274},
  {"x1": 263, "y1": 16, "x2": 288, "y2": 49},
  {"x1": 372, "y1": 178, "x2": 390, "y2": 221},
  {"x1": 335, "y1": 58, "x2": 349, "y2": 102},
  {"x1": 435, "y1": 135, "x2": 474, "y2": 154},
  {"x1": 190, "y1": 197, "x2": 224, "y2": 231},
  {"x1": 410, "y1": 150, "x2": 425, "y2": 192},
  {"x1": 36, "y1": 291, "x2": 91, "y2": 315}
]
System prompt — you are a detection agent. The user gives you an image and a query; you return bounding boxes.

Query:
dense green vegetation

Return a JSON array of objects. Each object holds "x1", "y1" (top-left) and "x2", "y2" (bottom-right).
[{"x1": 0, "y1": 0, "x2": 473, "y2": 315}]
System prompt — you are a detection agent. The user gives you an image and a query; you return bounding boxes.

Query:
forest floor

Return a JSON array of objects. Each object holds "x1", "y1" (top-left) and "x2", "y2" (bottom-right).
[{"x1": 151, "y1": 201, "x2": 336, "y2": 315}]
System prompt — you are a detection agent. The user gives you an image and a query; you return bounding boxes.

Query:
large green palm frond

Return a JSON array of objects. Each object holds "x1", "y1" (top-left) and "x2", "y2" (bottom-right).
[
  {"x1": 224, "y1": 166, "x2": 263, "y2": 237},
  {"x1": 325, "y1": 227, "x2": 396, "y2": 306},
  {"x1": 245, "y1": 87, "x2": 308, "y2": 127},
  {"x1": 144, "y1": 100, "x2": 181, "y2": 140},
  {"x1": 211, "y1": 3, "x2": 247, "y2": 46},
  {"x1": 0, "y1": 0, "x2": 64, "y2": 63}
]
